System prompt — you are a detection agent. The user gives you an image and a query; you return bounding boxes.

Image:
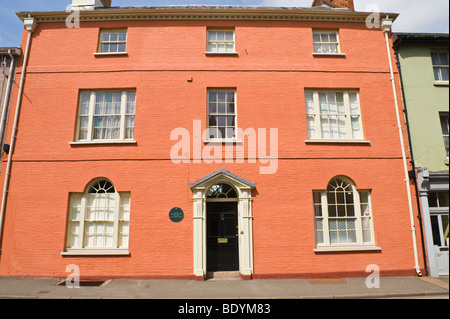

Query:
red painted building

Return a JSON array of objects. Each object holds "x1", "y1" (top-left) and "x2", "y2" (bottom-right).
[{"x1": 0, "y1": 0, "x2": 425, "y2": 280}]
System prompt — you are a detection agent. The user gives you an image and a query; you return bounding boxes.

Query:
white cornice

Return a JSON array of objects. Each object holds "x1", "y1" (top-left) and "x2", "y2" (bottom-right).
[{"x1": 16, "y1": 6, "x2": 398, "y2": 24}]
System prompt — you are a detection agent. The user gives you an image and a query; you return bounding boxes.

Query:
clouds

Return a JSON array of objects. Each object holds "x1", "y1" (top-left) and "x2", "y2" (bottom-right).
[{"x1": 260, "y1": 0, "x2": 449, "y2": 33}]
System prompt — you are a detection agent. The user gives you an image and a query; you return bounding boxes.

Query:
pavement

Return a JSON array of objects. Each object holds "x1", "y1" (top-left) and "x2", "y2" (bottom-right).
[{"x1": 0, "y1": 275, "x2": 448, "y2": 299}]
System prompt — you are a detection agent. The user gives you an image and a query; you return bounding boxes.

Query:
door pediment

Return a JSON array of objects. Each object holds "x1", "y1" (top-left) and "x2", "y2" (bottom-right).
[{"x1": 189, "y1": 169, "x2": 256, "y2": 191}]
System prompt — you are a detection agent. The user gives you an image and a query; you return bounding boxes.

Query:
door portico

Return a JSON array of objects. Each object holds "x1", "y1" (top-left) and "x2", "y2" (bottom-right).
[{"x1": 190, "y1": 169, "x2": 255, "y2": 280}]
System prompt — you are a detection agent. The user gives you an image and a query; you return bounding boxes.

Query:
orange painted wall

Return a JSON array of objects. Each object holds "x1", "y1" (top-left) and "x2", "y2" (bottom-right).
[{"x1": 0, "y1": 18, "x2": 424, "y2": 279}]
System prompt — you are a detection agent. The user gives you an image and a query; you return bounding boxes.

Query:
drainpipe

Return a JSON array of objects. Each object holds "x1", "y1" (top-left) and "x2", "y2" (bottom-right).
[
  {"x1": 0, "y1": 50, "x2": 16, "y2": 162},
  {"x1": 381, "y1": 18, "x2": 422, "y2": 276},
  {"x1": 393, "y1": 38, "x2": 429, "y2": 277},
  {"x1": 0, "y1": 16, "x2": 37, "y2": 254}
]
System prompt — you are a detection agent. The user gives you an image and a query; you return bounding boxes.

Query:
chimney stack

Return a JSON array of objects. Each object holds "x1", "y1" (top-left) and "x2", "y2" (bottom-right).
[{"x1": 312, "y1": 0, "x2": 355, "y2": 10}]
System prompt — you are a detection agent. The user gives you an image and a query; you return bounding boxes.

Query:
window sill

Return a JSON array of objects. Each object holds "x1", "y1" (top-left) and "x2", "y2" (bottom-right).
[
  {"x1": 203, "y1": 139, "x2": 243, "y2": 145},
  {"x1": 305, "y1": 139, "x2": 370, "y2": 144},
  {"x1": 70, "y1": 140, "x2": 137, "y2": 145},
  {"x1": 61, "y1": 249, "x2": 130, "y2": 256},
  {"x1": 434, "y1": 81, "x2": 449, "y2": 86},
  {"x1": 94, "y1": 52, "x2": 128, "y2": 57},
  {"x1": 205, "y1": 52, "x2": 239, "y2": 56},
  {"x1": 314, "y1": 246, "x2": 381, "y2": 253},
  {"x1": 313, "y1": 53, "x2": 346, "y2": 57}
]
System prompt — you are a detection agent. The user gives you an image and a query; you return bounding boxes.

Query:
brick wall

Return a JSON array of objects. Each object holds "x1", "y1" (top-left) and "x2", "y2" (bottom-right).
[{"x1": 0, "y1": 18, "x2": 423, "y2": 279}]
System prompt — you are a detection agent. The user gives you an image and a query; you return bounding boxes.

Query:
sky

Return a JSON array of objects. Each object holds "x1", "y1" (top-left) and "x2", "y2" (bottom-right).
[{"x1": 0, "y1": 0, "x2": 448, "y2": 47}]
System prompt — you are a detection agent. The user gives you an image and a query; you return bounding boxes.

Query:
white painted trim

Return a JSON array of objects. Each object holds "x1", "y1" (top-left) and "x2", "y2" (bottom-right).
[
  {"x1": 312, "y1": 53, "x2": 346, "y2": 57},
  {"x1": 61, "y1": 249, "x2": 130, "y2": 256},
  {"x1": 191, "y1": 172, "x2": 254, "y2": 278},
  {"x1": 70, "y1": 140, "x2": 137, "y2": 145},
  {"x1": 93, "y1": 52, "x2": 128, "y2": 56},
  {"x1": 205, "y1": 52, "x2": 239, "y2": 56},
  {"x1": 314, "y1": 246, "x2": 381, "y2": 252},
  {"x1": 305, "y1": 140, "x2": 370, "y2": 144}
]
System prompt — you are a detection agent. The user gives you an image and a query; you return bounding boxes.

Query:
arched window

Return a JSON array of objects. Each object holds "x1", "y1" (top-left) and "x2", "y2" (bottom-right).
[
  {"x1": 313, "y1": 177, "x2": 374, "y2": 248},
  {"x1": 207, "y1": 183, "x2": 237, "y2": 199},
  {"x1": 66, "y1": 179, "x2": 130, "y2": 254}
]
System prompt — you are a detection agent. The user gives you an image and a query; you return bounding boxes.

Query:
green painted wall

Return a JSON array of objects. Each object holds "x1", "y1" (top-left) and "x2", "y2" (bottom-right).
[{"x1": 397, "y1": 42, "x2": 449, "y2": 172}]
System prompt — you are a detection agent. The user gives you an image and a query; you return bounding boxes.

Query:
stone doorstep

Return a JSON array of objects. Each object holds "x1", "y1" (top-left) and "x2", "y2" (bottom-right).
[{"x1": 206, "y1": 271, "x2": 241, "y2": 280}]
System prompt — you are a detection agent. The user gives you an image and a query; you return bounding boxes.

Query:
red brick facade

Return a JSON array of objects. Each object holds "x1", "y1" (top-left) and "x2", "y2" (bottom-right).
[{"x1": 0, "y1": 6, "x2": 424, "y2": 280}]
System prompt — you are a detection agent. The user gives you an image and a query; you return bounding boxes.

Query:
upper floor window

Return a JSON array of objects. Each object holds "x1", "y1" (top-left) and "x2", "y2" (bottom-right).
[
  {"x1": 305, "y1": 90, "x2": 363, "y2": 140},
  {"x1": 440, "y1": 113, "x2": 449, "y2": 158},
  {"x1": 313, "y1": 177, "x2": 375, "y2": 249},
  {"x1": 66, "y1": 179, "x2": 130, "y2": 253},
  {"x1": 76, "y1": 90, "x2": 136, "y2": 142},
  {"x1": 207, "y1": 89, "x2": 236, "y2": 141},
  {"x1": 207, "y1": 29, "x2": 235, "y2": 53},
  {"x1": 431, "y1": 51, "x2": 449, "y2": 82},
  {"x1": 98, "y1": 30, "x2": 127, "y2": 54},
  {"x1": 313, "y1": 30, "x2": 340, "y2": 54}
]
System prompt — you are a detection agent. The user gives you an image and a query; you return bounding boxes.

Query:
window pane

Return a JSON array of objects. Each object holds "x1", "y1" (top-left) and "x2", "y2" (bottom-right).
[
  {"x1": 307, "y1": 116, "x2": 316, "y2": 139},
  {"x1": 329, "y1": 33, "x2": 337, "y2": 42},
  {"x1": 442, "y1": 67, "x2": 449, "y2": 81},
  {"x1": 441, "y1": 115, "x2": 449, "y2": 135},
  {"x1": 208, "y1": 31, "x2": 216, "y2": 41},
  {"x1": 434, "y1": 68, "x2": 442, "y2": 81},
  {"x1": 431, "y1": 52, "x2": 440, "y2": 65},
  {"x1": 313, "y1": 33, "x2": 321, "y2": 43},
  {"x1": 321, "y1": 33, "x2": 330, "y2": 42},
  {"x1": 439, "y1": 52, "x2": 448, "y2": 65},
  {"x1": 118, "y1": 32, "x2": 127, "y2": 42},
  {"x1": 438, "y1": 192, "x2": 449, "y2": 207},
  {"x1": 118, "y1": 43, "x2": 126, "y2": 53},
  {"x1": 207, "y1": 43, "x2": 215, "y2": 52},
  {"x1": 430, "y1": 215, "x2": 441, "y2": 246},
  {"x1": 110, "y1": 33, "x2": 119, "y2": 42}
]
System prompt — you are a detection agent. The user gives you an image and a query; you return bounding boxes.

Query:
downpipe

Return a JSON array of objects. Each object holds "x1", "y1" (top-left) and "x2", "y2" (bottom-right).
[
  {"x1": 0, "y1": 17, "x2": 37, "y2": 255},
  {"x1": 0, "y1": 50, "x2": 16, "y2": 163},
  {"x1": 381, "y1": 18, "x2": 422, "y2": 277}
]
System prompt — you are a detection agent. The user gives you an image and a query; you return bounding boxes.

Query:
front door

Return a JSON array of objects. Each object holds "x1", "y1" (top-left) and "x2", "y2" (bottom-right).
[{"x1": 207, "y1": 202, "x2": 239, "y2": 271}]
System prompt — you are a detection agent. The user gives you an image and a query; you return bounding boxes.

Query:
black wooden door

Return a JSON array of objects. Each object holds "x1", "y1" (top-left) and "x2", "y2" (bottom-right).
[{"x1": 207, "y1": 202, "x2": 239, "y2": 271}]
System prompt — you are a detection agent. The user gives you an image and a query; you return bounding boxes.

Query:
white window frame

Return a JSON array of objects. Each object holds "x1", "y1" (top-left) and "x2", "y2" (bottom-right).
[
  {"x1": 312, "y1": 30, "x2": 345, "y2": 56},
  {"x1": 206, "y1": 29, "x2": 237, "y2": 54},
  {"x1": 206, "y1": 89, "x2": 238, "y2": 142},
  {"x1": 431, "y1": 51, "x2": 449, "y2": 84},
  {"x1": 96, "y1": 29, "x2": 128, "y2": 55},
  {"x1": 305, "y1": 90, "x2": 366, "y2": 142},
  {"x1": 313, "y1": 177, "x2": 379, "y2": 252},
  {"x1": 440, "y1": 113, "x2": 449, "y2": 159},
  {"x1": 62, "y1": 179, "x2": 131, "y2": 256},
  {"x1": 74, "y1": 90, "x2": 136, "y2": 143}
]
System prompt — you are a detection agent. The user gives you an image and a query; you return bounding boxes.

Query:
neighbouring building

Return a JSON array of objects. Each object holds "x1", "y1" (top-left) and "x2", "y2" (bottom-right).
[
  {"x1": 0, "y1": 0, "x2": 425, "y2": 280},
  {"x1": 394, "y1": 33, "x2": 449, "y2": 277},
  {"x1": 0, "y1": 47, "x2": 21, "y2": 164}
]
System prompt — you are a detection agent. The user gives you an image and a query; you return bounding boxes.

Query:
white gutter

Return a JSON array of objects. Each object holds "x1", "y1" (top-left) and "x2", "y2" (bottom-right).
[
  {"x1": 381, "y1": 18, "x2": 422, "y2": 276},
  {"x1": 0, "y1": 50, "x2": 16, "y2": 162},
  {"x1": 0, "y1": 16, "x2": 37, "y2": 254}
]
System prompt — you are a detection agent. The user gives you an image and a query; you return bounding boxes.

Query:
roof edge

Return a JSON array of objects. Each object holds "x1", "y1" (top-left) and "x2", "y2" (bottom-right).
[{"x1": 16, "y1": 6, "x2": 399, "y2": 24}]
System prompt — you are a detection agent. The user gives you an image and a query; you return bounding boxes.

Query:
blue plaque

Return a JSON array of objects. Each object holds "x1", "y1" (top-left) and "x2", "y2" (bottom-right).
[{"x1": 169, "y1": 207, "x2": 184, "y2": 223}]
